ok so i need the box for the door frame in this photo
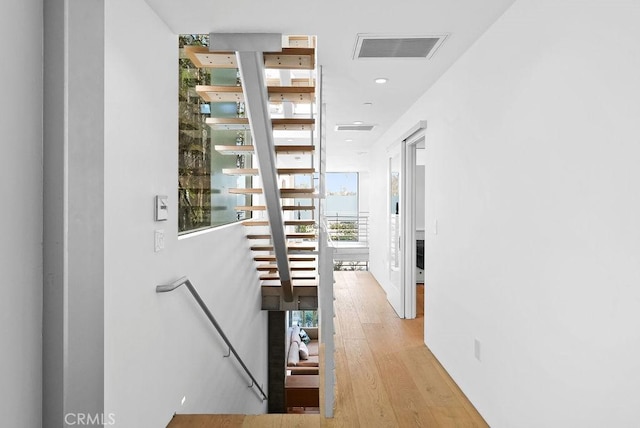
[400,121,427,319]
[387,154,402,317]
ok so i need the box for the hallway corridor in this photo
[326,271,486,427]
[168,271,487,427]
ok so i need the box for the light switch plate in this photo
[155,195,168,221]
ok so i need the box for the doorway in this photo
[401,132,426,319]
[386,121,426,319]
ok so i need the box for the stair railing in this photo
[325,213,369,244]
[156,276,268,401]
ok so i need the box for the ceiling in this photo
[145,0,516,170]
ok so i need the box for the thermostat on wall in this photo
[155,195,168,221]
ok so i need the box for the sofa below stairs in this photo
[286,325,319,375]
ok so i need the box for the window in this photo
[325,172,359,242]
[289,310,318,328]
[178,34,253,233]
[325,172,358,217]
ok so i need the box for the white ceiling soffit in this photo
[353,34,448,60]
[335,124,376,131]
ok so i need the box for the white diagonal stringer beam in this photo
[209,33,293,302]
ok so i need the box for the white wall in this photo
[369,0,640,426]
[104,1,268,426]
[0,2,43,427]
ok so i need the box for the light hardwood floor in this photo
[168,271,488,428]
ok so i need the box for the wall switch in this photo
[155,195,168,221]
[474,338,481,362]
[154,229,165,252]
[433,219,438,235]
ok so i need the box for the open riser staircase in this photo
[185,35,319,311]
[180,33,336,420]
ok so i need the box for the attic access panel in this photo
[353,34,448,59]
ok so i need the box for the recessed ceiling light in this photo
[345,139,353,142]
[363,102,373,107]
[353,121,364,125]
[374,77,388,84]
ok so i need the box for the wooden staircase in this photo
[186,36,319,310]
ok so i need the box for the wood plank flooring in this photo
[167,272,487,428]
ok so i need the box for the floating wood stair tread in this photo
[236,206,266,211]
[274,145,316,154]
[222,168,257,175]
[288,242,318,250]
[184,46,315,70]
[246,234,271,240]
[261,279,318,287]
[250,243,317,252]
[229,188,317,198]
[242,219,316,227]
[259,273,317,281]
[281,188,316,195]
[267,77,315,87]
[268,87,315,103]
[277,168,316,175]
[286,233,317,239]
[222,167,316,176]
[282,205,315,211]
[229,188,263,195]
[207,117,315,131]
[196,85,315,104]
[215,145,315,155]
[256,263,317,271]
[196,85,244,102]
[254,255,316,262]
[247,233,317,240]
[236,205,315,211]
[213,145,254,155]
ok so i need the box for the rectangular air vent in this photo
[335,124,375,131]
[353,34,448,60]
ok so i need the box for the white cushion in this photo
[299,341,309,360]
[306,341,319,356]
[287,341,300,366]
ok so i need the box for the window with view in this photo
[289,310,318,328]
[178,34,253,233]
[325,172,359,242]
[325,172,358,217]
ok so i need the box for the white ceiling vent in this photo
[353,34,448,60]
[335,124,375,131]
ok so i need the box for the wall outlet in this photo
[154,229,165,252]
[474,338,481,362]
[181,396,186,406]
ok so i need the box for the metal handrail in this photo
[156,276,268,401]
